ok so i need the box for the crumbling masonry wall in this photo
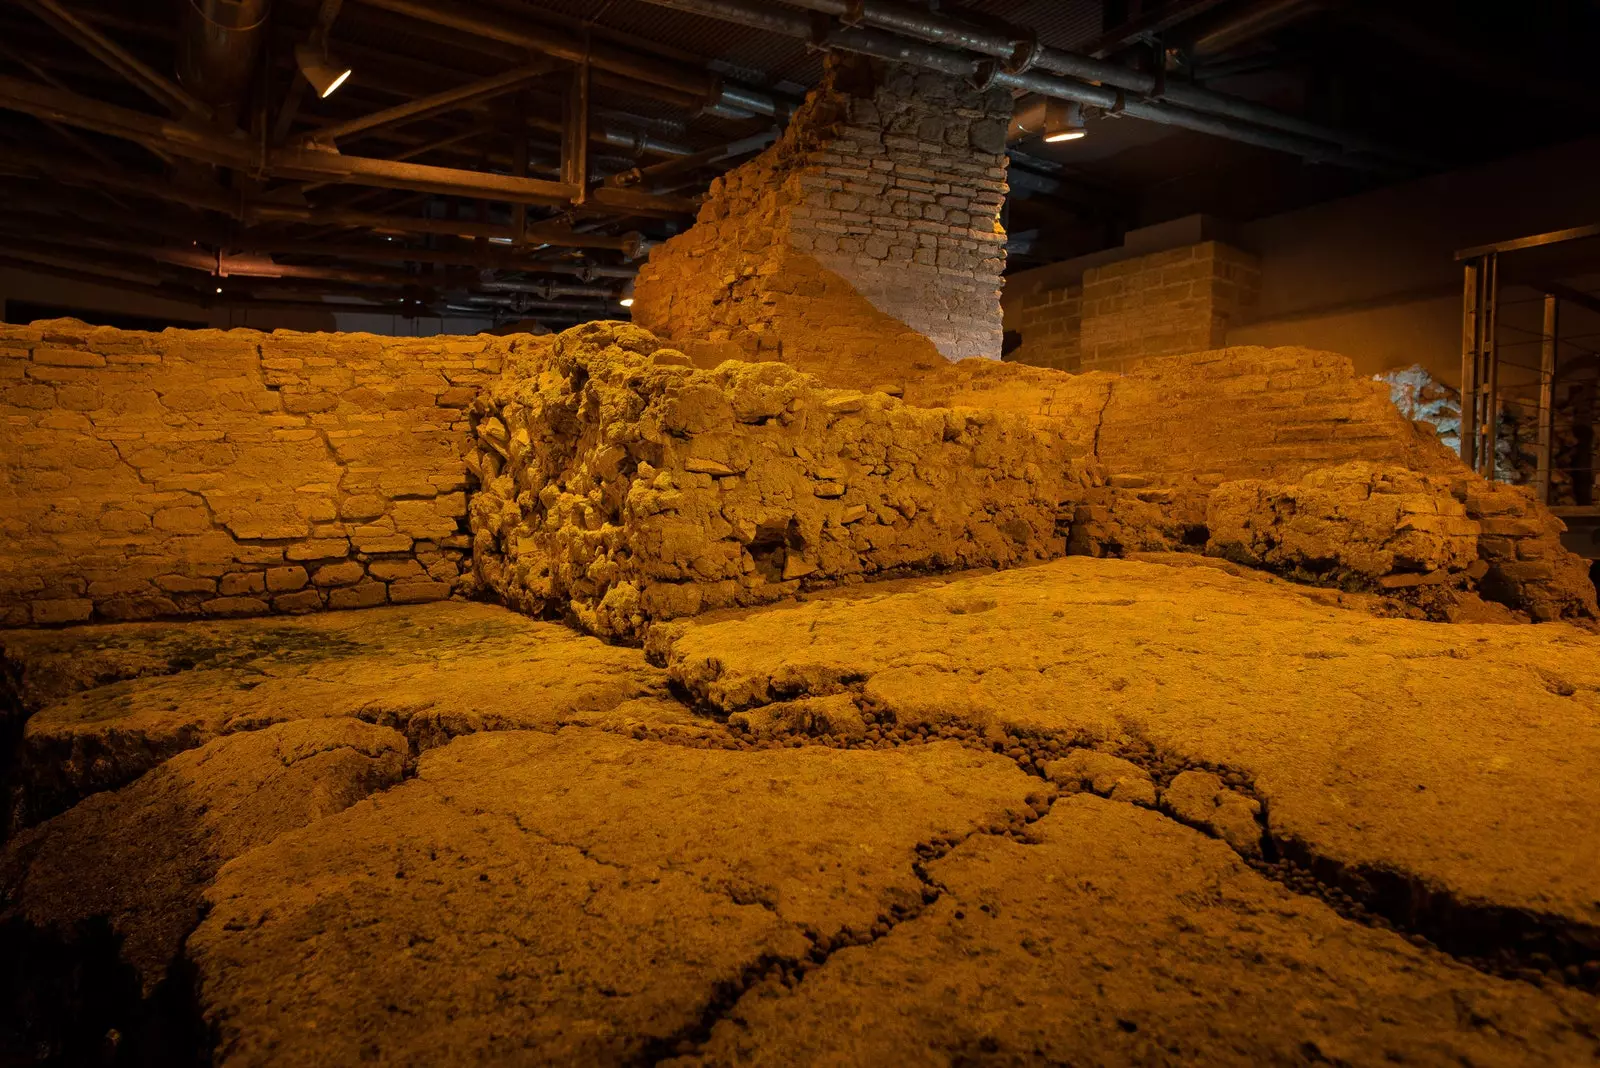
[633,56,1011,388]
[0,320,524,625]
[468,325,1595,633]
[467,322,1105,641]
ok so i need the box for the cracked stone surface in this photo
[187,729,1038,1067]
[674,796,1600,1067]
[1,603,683,825]
[1,719,406,994]
[2,572,1597,1065]
[661,556,1600,932]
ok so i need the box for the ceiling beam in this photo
[245,203,642,252]
[304,61,561,146]
[0,75,701,216]
[14,0,212,121]
[0,144,243,216]
[352,0,780,116]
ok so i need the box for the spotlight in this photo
[619,277,635,309]
[1042,99,1087,143]
[215,286,223,294]
[295,42,351,99]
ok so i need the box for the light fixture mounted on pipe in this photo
[295,42,352,98]
[619,277,635,308]
[1042,99,1086,142]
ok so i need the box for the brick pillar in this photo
[632,55,1011,388]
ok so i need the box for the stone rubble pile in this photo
[1208,461,1598,621]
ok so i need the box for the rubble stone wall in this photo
[0,319,524,626]
[633,56,1011,389]
[466,323,1104,641]
[1207,462,1598,621]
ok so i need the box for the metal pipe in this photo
[642,0,1378,167]
[178,0,270,112]
[1481,251,1500,479]
[353,0,780,117]
[475,280,620,299]
[763,0,1417,167]
[606,129,777,188]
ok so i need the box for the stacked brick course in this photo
[1005,280,1082,372]
[0,319,533,625]
[633,56,1011,388]
[1004,240,1261,373]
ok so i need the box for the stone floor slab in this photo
[188,729,1039,1067]
[678,795,1600,1067]
[661,557,1600,934]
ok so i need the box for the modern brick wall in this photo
[1005,240,1261,374]
[634,55,1011,389]
[0,319,534,626]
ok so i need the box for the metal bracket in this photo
[969,58,1000,91]
[1004,33,1044,76]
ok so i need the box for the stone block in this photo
[356,534,414,554]
[312,561,366,587]
[31,598,94,624]
[201,596,269,617]
[266,566,309,592]
[272,589,324,613]
[285,538,351,562]
[33,347,106,367]
[329,581,388,610]
[368,560,425,582]
[388,580,452,604]
[155,574,217,595]
[219,572,266,597]
[154,506,211,534]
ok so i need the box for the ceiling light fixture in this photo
[295,42,352,99]
[1042,99,1087,143]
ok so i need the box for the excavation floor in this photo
[1,561,1598,1066]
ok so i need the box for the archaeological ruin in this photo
[3,3,1600,1066]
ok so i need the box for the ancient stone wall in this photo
[466,322,1104,641]
[0,319,527,625]
[1090,346,1459,522]
[633,56,1011,389]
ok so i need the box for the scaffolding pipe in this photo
[1460,260,1480,470]
[773,0,1421,166]
[635,0,1389,169]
